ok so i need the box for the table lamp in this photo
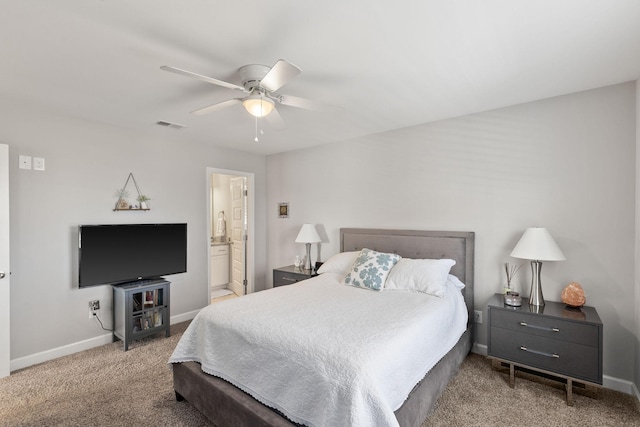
[510,227,566,307]
[295,224,321,273]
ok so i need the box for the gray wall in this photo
[267,82,637,384]
[3,99,267,361]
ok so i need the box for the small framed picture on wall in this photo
[278,203,289,218]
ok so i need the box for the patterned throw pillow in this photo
[343,248,401,291]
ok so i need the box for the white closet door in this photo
[0,144,10,378]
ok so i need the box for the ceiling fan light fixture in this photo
[243,96,275,117]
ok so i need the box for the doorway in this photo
[207,168,253,303]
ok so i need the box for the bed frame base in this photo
[173,362,297,427]
[395,329,471,426]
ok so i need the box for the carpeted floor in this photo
[423,355,640,427]
[0,321,638,426]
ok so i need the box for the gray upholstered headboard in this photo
[340,228,475,330]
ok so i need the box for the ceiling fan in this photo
[160,59,329,130]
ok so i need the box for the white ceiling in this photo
[2,1,639,155]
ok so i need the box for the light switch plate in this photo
[19,155,32,170]
[33,157,45,171]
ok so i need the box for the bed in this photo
[171,228,475,427]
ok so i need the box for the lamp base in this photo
[304,243,313,273]
[529,260,544,307]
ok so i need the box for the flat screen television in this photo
[78,223,187,287]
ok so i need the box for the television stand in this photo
[112,278,170,351]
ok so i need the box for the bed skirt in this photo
[172,328,471,427]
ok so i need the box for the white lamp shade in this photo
[295,224,321,243]
[510,227,566,261]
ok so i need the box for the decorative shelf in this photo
[113,173,150,211]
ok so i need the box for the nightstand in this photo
[487,294,603,405]
[273,265,316,287]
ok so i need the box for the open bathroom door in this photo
[230,177,247,295]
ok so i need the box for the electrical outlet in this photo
[474,310,483,324]
[88,300,100,318]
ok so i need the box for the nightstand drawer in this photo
[273,270,307,287]
[273,265,316,287]
[490,326,601,383]
[274,271,301,286]
[490,309,599,347]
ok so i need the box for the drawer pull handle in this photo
[520,346,560,358]
[519,322,560,333]
[282,277,297,282]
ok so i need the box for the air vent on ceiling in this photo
[156,120,186,130]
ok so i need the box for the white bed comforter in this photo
[169,272,467,427]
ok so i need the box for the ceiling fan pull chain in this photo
[254,115,259,142]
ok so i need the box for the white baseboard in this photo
[604,374,639,396]
[11,332,113,372]
[472,342,488,355]
[10,308,202,373]
[633,382,640,412]
[171,309,200,324]
[470,342,639,400]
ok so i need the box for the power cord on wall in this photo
[92,312,112,332]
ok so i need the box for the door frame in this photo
[0,144,10,378]
[206,167,254,299]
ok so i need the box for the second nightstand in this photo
[487,293,603,405]
[273,265,316,287]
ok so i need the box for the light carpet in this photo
[0,321,638,426]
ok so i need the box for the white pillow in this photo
[343,248,401,291]
[385,258,456,297]
[447,274,465,290]
[316,251,360,276]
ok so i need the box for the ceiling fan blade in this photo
[277,94,336,112]
[265,107,286,130]
[191,98,243,115]
[260,60,301,92]
[160,66,246,92]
